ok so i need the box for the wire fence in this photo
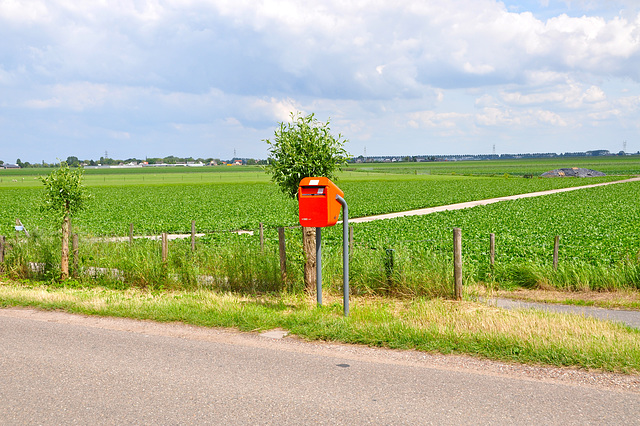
[3,216,640,294]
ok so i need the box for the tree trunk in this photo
[61,215,70,280]
[302,226,316,293]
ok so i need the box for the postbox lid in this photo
[299,176,330,187]
[299,177,344,197]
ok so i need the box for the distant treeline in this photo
[2,155,267,168]
[351,149,638,163]
[3,149,638,169]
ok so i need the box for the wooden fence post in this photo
[278,227,287,282]
[553,235,560,270]
[453,228,462,300]
[259,223,264,253]
[129,223,134,245]
[162,233,168,263]
[384,248,395,284]
[191,220,196,252]
[72,234,79,278]
[489,233,495,268]
[0,235,5,268]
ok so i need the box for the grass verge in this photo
[1,279,639,374]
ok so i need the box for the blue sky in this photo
[1,0,639,163]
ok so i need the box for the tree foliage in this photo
[41,162,88,219]
[264,112,350,199]
[40,162,89,280]
[66,156,80,167]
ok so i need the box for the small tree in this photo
[41,162,88,280]
[66,156,80,167]
[265,112,349,292]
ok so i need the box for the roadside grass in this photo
[1,279,638,374]
[5,228,640,301]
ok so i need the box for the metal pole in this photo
[336,195,349,316]
[453,228,462,300]
[316,227,322,306]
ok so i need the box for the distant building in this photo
[586,150,610,156]
[3,164,20,169]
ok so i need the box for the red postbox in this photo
[298,177,344,227]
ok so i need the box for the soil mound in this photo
[541,168,606,178]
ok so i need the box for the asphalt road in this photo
[1,308,639,425]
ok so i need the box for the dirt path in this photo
[350,176,640,223]
[99,229,253,243]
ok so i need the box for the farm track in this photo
[98,229,254,242]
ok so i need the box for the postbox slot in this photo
[300,186,326,196]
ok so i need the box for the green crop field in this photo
[1,156,640,292]
[348,181,640,265]
[0,171,624,236]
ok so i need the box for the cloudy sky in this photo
[1,0,639,163]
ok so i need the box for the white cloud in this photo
[1,0,640,161]
[588,109,621,120]
[617,94,640,110]
[500,82,608,109]
[476,107,519,126]
[583,85,606,102]
[408,110,471,129]
[24,82,112,111]
[0,0,49,23]
[0,66,13,85]
[534,109,567,126]
[524,70,569,86]
[5,1,640,94]
[476,106,568,127]
[250,97,301,123]
[463,62,495,75]
[109,131,131,140]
